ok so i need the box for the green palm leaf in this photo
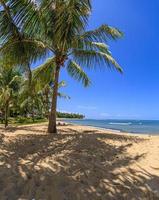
[73,49,123,73]
[57,92,70,99]
[82,24,123,42]
[67,60,91,87]
[32,57,56,91]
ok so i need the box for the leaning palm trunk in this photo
[48,65,60,134]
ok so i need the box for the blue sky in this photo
[38,0,159,119]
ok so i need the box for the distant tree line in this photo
[57,112,85,119]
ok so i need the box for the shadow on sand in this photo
[0,125,158,200]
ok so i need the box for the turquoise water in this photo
[64,119,159,134]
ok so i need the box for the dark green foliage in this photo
[57,112,84,119]
[7,117,47,125]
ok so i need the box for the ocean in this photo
[64,119,159,135]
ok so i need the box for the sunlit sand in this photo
[0,123,159,199]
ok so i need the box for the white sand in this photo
[0,123,159,200]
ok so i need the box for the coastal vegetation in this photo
[0,64,83,126]
[0,0,122,133]
[0,62,22,127]
[57,112,85,119]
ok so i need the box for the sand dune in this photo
[0,124,159,200]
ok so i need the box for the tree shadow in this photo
[0,126,158,200]
[0,124,47,133]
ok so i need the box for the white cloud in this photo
[77,105,97,110]
[57,110,72,114]
[100,113,110,117]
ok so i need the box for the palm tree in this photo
[0,0,123,134]
[19,66,70,120]
[38,82,70,119]
[0,60,22,127]
[0,0,48,85]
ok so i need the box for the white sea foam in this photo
[109,122,132,126]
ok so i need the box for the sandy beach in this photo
[0,123,159,200]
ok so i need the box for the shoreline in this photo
[1,120,158,137]
[63,121,158,137]
[61,119,159,136]
[1,118,159,136]
[1,120,157,137]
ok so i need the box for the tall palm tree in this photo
[0,0,123,134]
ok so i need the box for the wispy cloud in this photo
[77,105,97,110]
[100,113,110,117]
[58,110,72,114]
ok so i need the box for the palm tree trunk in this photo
[27,63,32,86]
[48,65,60,134]
[44,90,49,119]
[4,102,9,128]
[32,111,35,122]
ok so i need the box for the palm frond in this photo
[8,75,22,87]
[86,42,110,53]
[0,0,22,43]
[32,57,56,91]
[41,0,91,49]
[73,49,123,73]
[73,39,111,54]
[8,0,44,38]
[0,37,48,66]
[67,59,91,87]
[58,81,66,88]
[82,25,123,43]
[58,92,70,99]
